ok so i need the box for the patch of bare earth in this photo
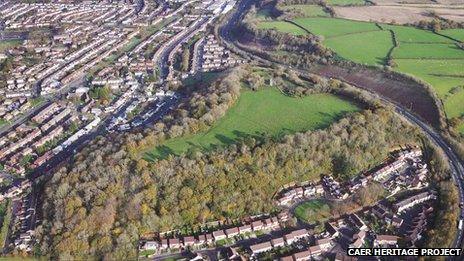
[334,6,432,24]
[312,65,441,127]
[335,3,464,24]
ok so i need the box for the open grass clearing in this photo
[257,21,307,35]
[325,30,393,65]
[294,199,331,223]
[144,87,360,161]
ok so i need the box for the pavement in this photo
[218,0,464,256]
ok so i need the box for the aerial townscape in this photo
[0,0,463,260]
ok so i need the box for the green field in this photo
[393,43,464,59]
[395,59,464,96]
[326,0,366,6]
[325,30,393,65]
[258,16,464,133]
[294,199,331,223]
[258,21,307,35]
[439,29,464,42]
[444,90,464,119]
[280,4,329,17]
[293,17,378,38]
[383,24,454,43]
[145,88,359,160]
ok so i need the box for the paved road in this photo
[219,0,464,255]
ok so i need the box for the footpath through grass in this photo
[258,16,464,134]
[145,87,359,161]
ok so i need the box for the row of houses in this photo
[393,191,436,214]
[276,183,324,206]
[2,2,138,30]
[140,213,290,251]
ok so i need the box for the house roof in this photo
[250,241,272,252]
[213,230,225,237]
[293,250,311,259]
[225,227,239,235]
[376,235,399,242]
[271,237,285,245]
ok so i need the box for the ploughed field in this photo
[144,87,359,161]
[258,14,464,133]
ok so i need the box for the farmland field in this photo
[258,16,464,133]
[382,24,454,43]
[441,29,464,42]
[145,88,359,160]
[293,17,378,37]
[392,43,464,59]
[325,30,393,65]
[395,59,464,96]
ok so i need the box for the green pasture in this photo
[395,59,464,96]
[293,17,379,38]
[393,43,464,59]
[383,24,454,43]
[440,29,464,42]
[145,88,359,161]
[325,30,393,65]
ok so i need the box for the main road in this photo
[218,0,464,255]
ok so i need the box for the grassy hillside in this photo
[145,88,359,160]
